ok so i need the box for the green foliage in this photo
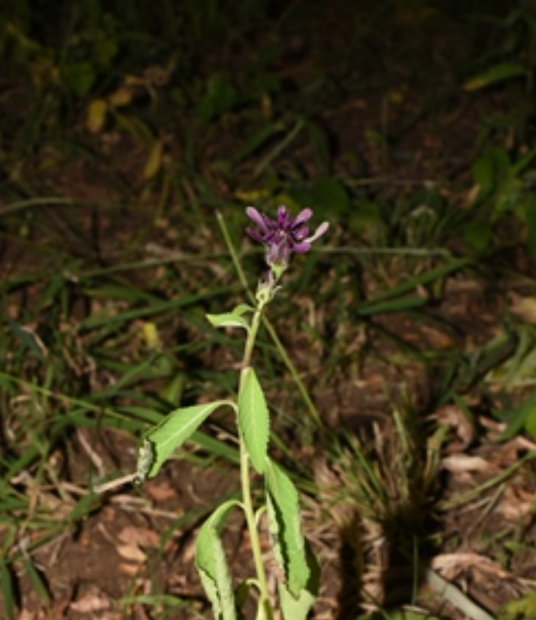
[195,501,240,620]
[356,611,446,620]
[206,304,254,332]
[466,144,536,259]
[464,62,527,91]
[502,385,536,441]
[265,459,311,598]
[141,401,235,478]
[0,559,16,620]
[463,5,536,96]
[238,367,270,475]
[498,590,536,620]
[278,550,319,620]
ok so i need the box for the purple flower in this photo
[246,205,329,270]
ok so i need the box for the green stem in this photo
[239,302,273,619]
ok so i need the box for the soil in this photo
[3,2,536,620]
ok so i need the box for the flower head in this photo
[246,205,329,273]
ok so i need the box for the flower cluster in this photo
[246,205,329,276]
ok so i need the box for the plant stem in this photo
[238,299,274,619]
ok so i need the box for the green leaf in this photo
[305,121,330,172]
[462,221,492,252]
[523,393,536,441]
[265,458,309,597]
[278,543,320,620]
[525,196,536,264]
[21,557,50,606]
[0,559,16,620]
[464,62,527,91]
[61,60,96,98]
[232,122,283,164]
[8,320,45,359]
[310,178,349,215]
[356,295,427,316]
[141,401,235,478]
[233,303,255,316]
[206,304,254,331]
[498,590,536,620]
[356,612,446,620]
[359,257,471,308]
[195,501,240,620]
[207,312,250,330]
[238,367,269,474]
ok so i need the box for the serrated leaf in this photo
[278,542,320,620]
[265,458,309,597]
[142,400,234,477]
[238,367,269,474]
[195,501,239,620]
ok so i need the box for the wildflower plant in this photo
[136,206,329,620]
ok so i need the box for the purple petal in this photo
[293,224,310,241]
[246,226,266,242]
[293,208,313,227]
[293,241,312,253]
[277,205,291,227]
[246,206,268,231]
[303,221,329,243]
[267,239,290,265]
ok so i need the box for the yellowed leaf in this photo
[108,86,134,107]
[143,140,163,180]
[234,189,269,202]
[142,321,161,350]
[510,295,536,324]
[86,99,108,134]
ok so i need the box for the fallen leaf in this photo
[510,295,536,324]
[145,481,177,502]
[119,561,142,576]
[442,454,490,473]
[116,542,146,563]
[118,525,160,547]
[434,405,475,453]
[70,587,111,612]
